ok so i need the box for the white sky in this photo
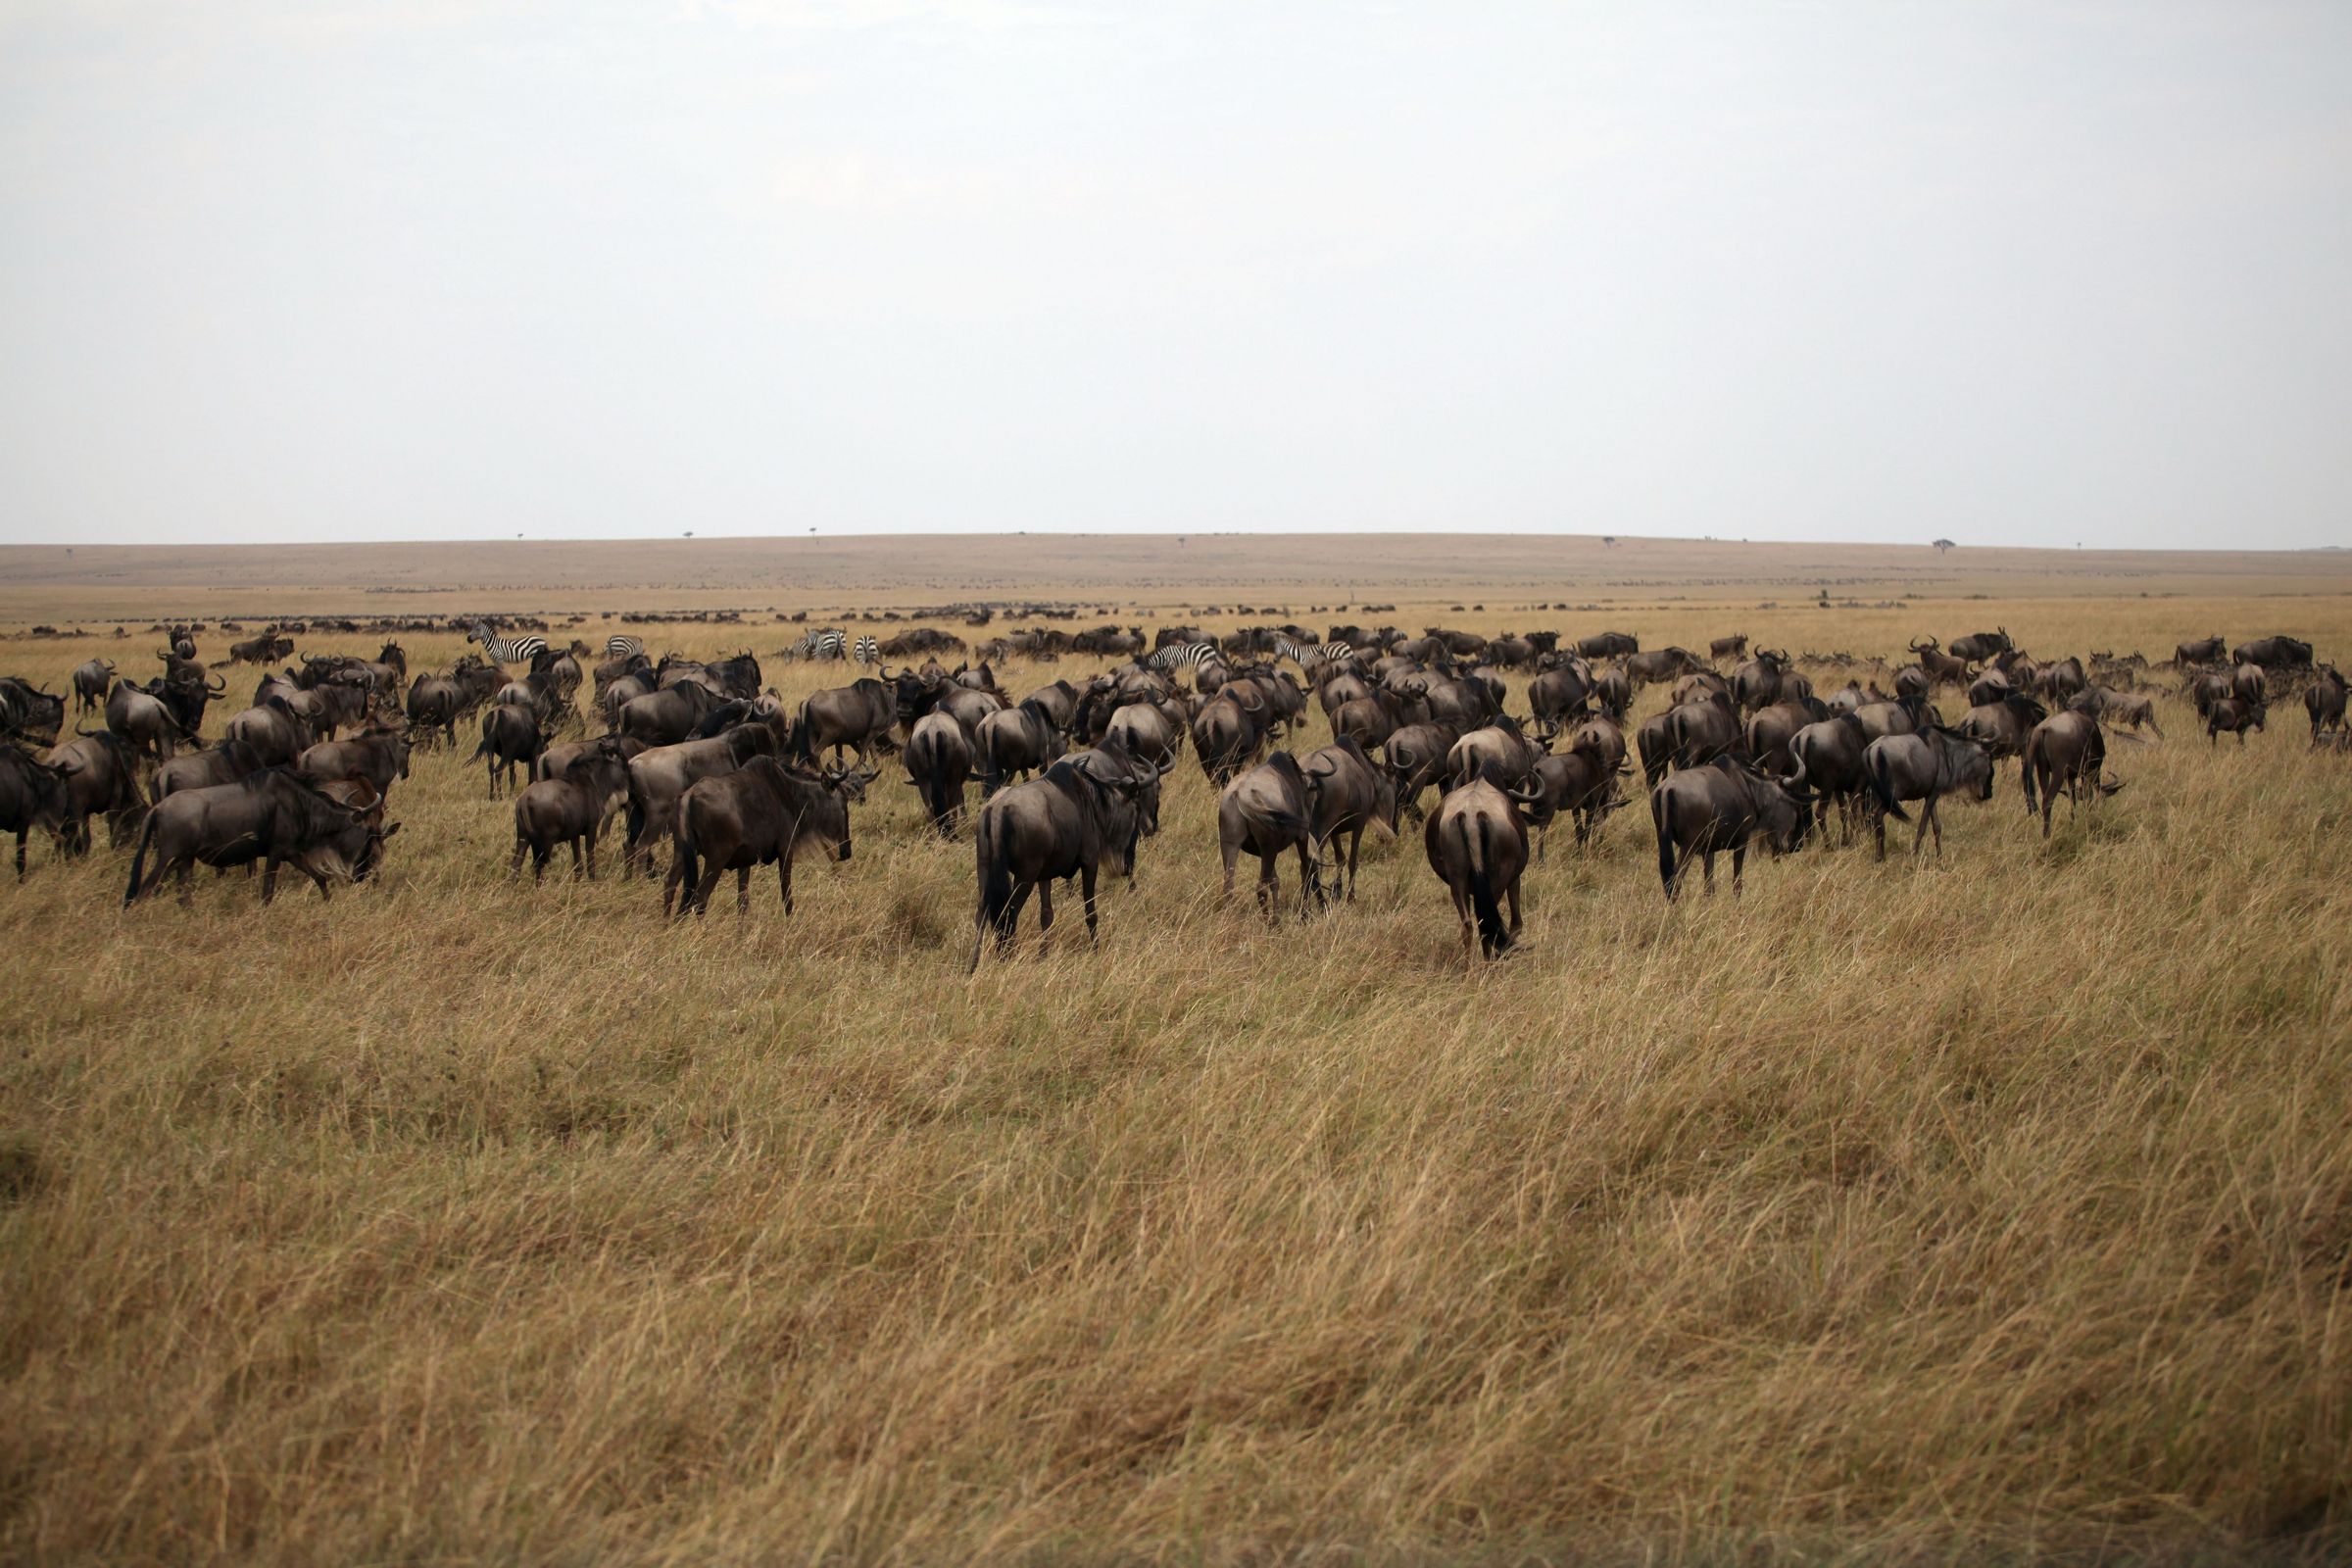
[2,1,2348,548]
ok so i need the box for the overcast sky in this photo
[2,2,2347,548]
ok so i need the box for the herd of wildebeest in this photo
[0,615,2342,961]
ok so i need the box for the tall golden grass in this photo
[3,594,2349,1563]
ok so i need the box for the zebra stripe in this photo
[1148,641,1220,671]
[605,635,644,661]
[794,629,848,662]
[467,620,548,666]
[1271,639,1356,667]
[852,635,879,666]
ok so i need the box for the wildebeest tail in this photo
[978,810,1015,938]
[123,808,160,906]
[1456,811,1509,955]
[1651,787,1676,892]
[1865,749,1910,821]
[2019,730,2041,812]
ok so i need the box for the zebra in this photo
[792,628,848,662]
[467,619,548,667]
[1273,639,1356,667]
[1148,641,1221,672]
[605,635,645,661]
[852,634,880,667]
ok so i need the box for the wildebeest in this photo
[470,704,549,798]
[2021,710,2121,838]
[1709,633,1748,662]
[1520,741,1620,857]
[1788,714,1870,845]
[969,754,1156,969]
[1862,726,1995,859]
[1575,630,1639,660]
[1526,661,1592,738]
[1742,696,1829,776]
[1298,737,1397,899]
[1383,720,1460,818]
[46,729,150,854]
[2174,634,2226,668]
[2304,665,2347,745]
[975,700,1066,798]
[536,732,647,784]
[620,725,779,877]
[1946,627,2012,664]
[0,679,65,746]
[617,679,718,749]
[797,678,899,764]
[2206,696,2266,745]
[1732,649,1798,713]
[72,659,115,716]
[0,745,70,877]
[2231,635,2313,673]
[104,680,192,764]
[1425,775,1535,956]
[153,738,266,802]
[511,740,633,880]
[664,758,866,918]
[1650,760,1812,897]
[297,725,414,799]
[1958,691,2050,794]
[1218,752,1322,920]
[124,768,397,906]
[1624,646,1707,688]
[1102,700,1183,771]
[1666,693,1745,772]
[903,710,973,834]
[1907,638,1971,687]
[2069,685,2163,739]
[1446,718,1547,792]
[1192,690,1267,786]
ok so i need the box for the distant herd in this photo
[1,617,2343,960]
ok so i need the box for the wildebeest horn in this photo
[1505,782,1545,806]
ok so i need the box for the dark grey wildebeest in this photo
[664,757,866,918]
[1650,760,1812,898]
[1862,726,1994,860]
[2021,710,2122,839]
[903,710,973,835]
[124,768,397,906]
[969,755,1155,970]
[1218,752,1321,920]
[1425,774,1537,956]
[512,741,633,881]
[1299,736,1398,899]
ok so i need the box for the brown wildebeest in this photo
[2206,696,2266,745]
[1710,633,1748,662]
[1625,647,1707,687]
[1383,720,1460,819]
[1425,774,1536,956]
[2304,665,2347,744]
[2070,686,2162,738]
[1192,690,1267,786]
[1650,759,1812,897]
[1635,709,1676,788]
[2039,656,2088,703]
[1521,741,1621,857]
[622,724,778,877]
[297,726,414,800]
[1850,698,1930,742]
[1667,693,1745,771]
[904,710,973,834]
[1446,718,1547,792]
[798,678,900,764]
[124,768,397,906]
[511,740,632,880]
[2231,635,2313,672]
[1958,692,2050,796]
[0,744,71,876]
[1743,696,1830,776]
[1331,686,1421,752]
[1732,649,1796,712]
[153,738,266,803]
[969,754,1155,969]
[1218,752,1322,920]
[2175,633,2226,668]
[407,674,466,749]
[2022,710,2121,838]
[1947,627,2012,664]
[975,700,1065,798]
[1299,736,1398,900]
[105,680,192,764]
[1568,714,1627,774]
[1789,714,1870,845]
[71,659,115,716]
[1966,667,2013,709]
[1907,638,1971,687]
[470,705,549,799]
[1103,700,1183,770]
[536,732,647,783]
[618,679,718,749]
[2231,662,2267,706]
[1527,661,1591,737]
[1575,630,1639,660]
[1591,664,1632,719]
[1017,678,1083,734]
[1862,726,1995,859]
[664,758,867,918]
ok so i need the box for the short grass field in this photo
[3,580,2350,1564]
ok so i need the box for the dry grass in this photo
[4,589,2351,1564]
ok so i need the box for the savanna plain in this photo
[3,537,2350,1565]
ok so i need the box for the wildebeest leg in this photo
[176,859,195,906]
[1913,800,1933,857]
[583,832,598,880]
[13,828,23,880]
[1872,808,1886,861]
[1700,851,1716,895]
[1081,863,1101,945]
[1256,853,1278,922]
[1449,880,1476,951]
[568,839,584,879]
[1345,828,1362,898]
[688,862,725,918]
[736,864,752,915]
[1036,878,1055,937]
[1295,839,1316,917]
[997,881,1033,953]
[1731,844,1745,896]
[511,836,528,879]
[1506,876,1522,940]
[777,855,793,915]
[261,853,280,905]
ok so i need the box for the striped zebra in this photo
[605,635,644,661]
[1273,638,1356,667]
[467,619,548,667]
[852,634,880,666]
[793,628,848,662]
[1148,640,1221,672]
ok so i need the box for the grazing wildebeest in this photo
[1521,741,1620,857]
[2305,665,2347,745]
[2206,696,2266,745]
[2021,710,2121,838]
[0,679,65,746]
[71,659,115,716]
[1666,693,1745,772]
[124,768,397,906]
[1299,737,1397,899]
[1650,760,1812,897]
[405,674,466,749]
[797,678,899,764]
[1446,718,1547,792]
[969,754,1155,969]
[1788,714,1869,845]
[1625,646,1707,688]
[1742,696,1830,776]
[1331,686,1421,752]
[1862,726,1994,859]
[1102,700,1183,770]
[904,710,974,834]
[618,679,718,750]
[2069,686,2163,738]
[153,738,266,802]
[470,704,549,799]
[1527,661,1592,738]
[1425,774,1536,956]
[104,680,192,764]
[2230,662,2267,708]
[2231,635,2314,673]
[1590,664,1632,720]
[2175,634,2226,668]
[512,741,632,881]
[297,725,414,799]
[1218,752,1322,920]
[535,732,647,784]
[1947,627,2012,665]
[46,730,149,853]
[975,700,1066,798]
[1575,630,1639,660]
[664,758,866,918]
[1192,690,1267,786]
[1710,633,1748,663]
[622,724,778,877]
[1906,638,1971,688]
[1959,690,2051,796]
[1383,721,1460,819]
[0,745,71,877]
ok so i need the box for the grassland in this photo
[3,544,2350,1564]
